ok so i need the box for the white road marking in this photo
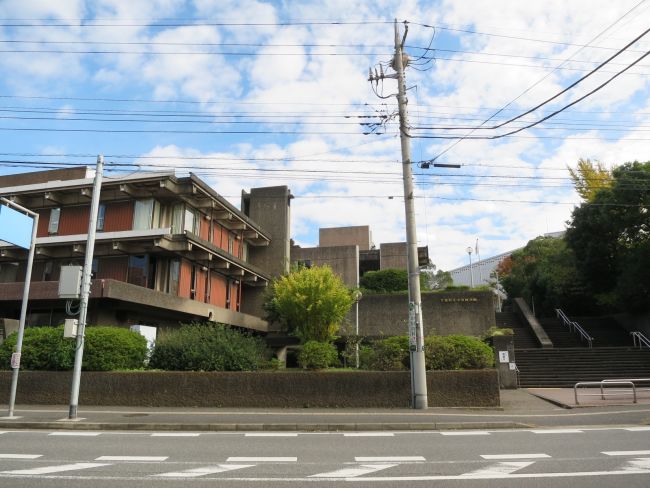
[622,458,650,471]
[461,461,535,477]
[625,427,650,431]
[244,433,298,437]
[0,454,42,459]
[603,450,650,456]
[531,429,583,434]
[150,433,200,437]
[153,464,254,478]
[310,463,397,478]
[56,417,86,422]
[95,456,168,461]
[226,457,297,462]
[355,456,425,462]
[481,453,550,460]
[49,432,101,436]
[1,462,109,475]
[343,433,395,437]
[0,416,22,420]
[440,431,490,436]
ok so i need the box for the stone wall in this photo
[0,369,499,408]
[347,290,495,337]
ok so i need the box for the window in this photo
[184,207,197,234]
[127,255,147,287]
[48,207,61,234]
[168,259,180,295]
[96,204,106,231]
[171,203,184,234]
[0,262,19,283]
[228,233,234,255]
[133,199,160,230]
[43,261,54,281]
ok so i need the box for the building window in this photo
[168,259,180,295]
[184,207,198,234]
[43,261,54,281]
[228,233,234,255]
[0,262,19,283]
[48,207,61,234]
[96,203,106,231]
[127,255,148,287]
[133,199,160,230]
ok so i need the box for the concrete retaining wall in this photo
[0,369,499,408]
[350,291,496,337]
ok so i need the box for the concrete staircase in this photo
[495,311,538,349]
[515,347,650,388]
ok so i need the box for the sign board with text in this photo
[0,204,33,249]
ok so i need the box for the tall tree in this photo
[565,161,650,312]
[568,158,613,202]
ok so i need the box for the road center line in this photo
[226,456,297,462]
[603,450,650,456]
[0,454,42,459]
[96,456,168,461]
[355,456,425,462]
[481,453,550,459]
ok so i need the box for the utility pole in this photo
[369,20,428,409]
[68,155,103,419]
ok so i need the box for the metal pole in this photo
[393,20,428,409]
[3,199,38,418]
[68,155,103,419]
[355,300,359,369]
[467,247,474,288]
[495,271,502,312]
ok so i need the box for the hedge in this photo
[148,323,268,371]
[297,341,339,370]
[0,325,148,371]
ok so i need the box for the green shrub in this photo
[361,336,410,371]
[148,323,268,371]
[297,341,339,370]
[0,325,147,371]
[424,335,494,370]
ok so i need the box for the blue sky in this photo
[1,0,649,271]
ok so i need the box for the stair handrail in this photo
[631,331,650,349]
[555,309,593,348]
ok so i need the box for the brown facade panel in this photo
[199,216,210,241]
[195,267,207,303]
[36,209,50,237]
[58,205,90,235]
[97,256,128,282]
[230,281,240,311]
[178,259,192,299]
[209,274,227,308]
[103,201,133,232]
[212,224,224,249]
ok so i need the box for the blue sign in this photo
[0,204,34,250]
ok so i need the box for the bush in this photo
[297,341,339,370]
[0,325,148,371]
[424,335,494,370]
[148,323,268,371]
[360,269,429,293]
[360,336,410,371]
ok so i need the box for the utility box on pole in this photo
[58,265,83,299]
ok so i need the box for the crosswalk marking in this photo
[49,432,101,436]
[622,458,650,472]
[310,463,397,478]
[153,464,254,478]
[624,427,650,432]
[355,456,425,462]
[481,454,550,460]
[0,454,42,459]
[0,462,109,475]
[226,456,297,462]
[151,433,200,437]
[245,433,298,437]
[461,461,535,477]
[96,456,168,461]
[531,429,582,434]
[441,431,489,436]
[343,433,394,437]
[603,450,650,456]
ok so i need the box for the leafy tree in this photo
[565,161,650,312]
[568,158,613,202]
[427,269,453,290]
[266,265,354,343]
[360,268,429,293]
[499,236,591,316]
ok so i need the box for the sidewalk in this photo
[1,389,649,432]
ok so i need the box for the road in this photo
[0,427,649,487]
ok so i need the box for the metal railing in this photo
[555,309,593,348]
[574,380,636,405]
[631,331,650,349]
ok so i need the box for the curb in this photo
[0,421,532,432]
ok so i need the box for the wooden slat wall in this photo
[199,216,210,241]
[36,209,50,237]
[97,257,128,281]
[195,267,207,302]
[209,274,227,307]
[103,201,133,232]
[58,206,90,235]
[178,259,192,299]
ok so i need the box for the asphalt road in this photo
[0,427,649,487]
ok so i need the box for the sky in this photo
[0,0,649,271]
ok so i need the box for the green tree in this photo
[266,265,354,343]
[499,236,591,316]
[360,268,429,293]
[565,161,650,312]
[568,158,613,202]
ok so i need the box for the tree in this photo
[266,265,354,343]
[360,268,430,292]
[565,161,650,312]
[499,236,591,316]
[568,158,613,202]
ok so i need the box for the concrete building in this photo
[0,168,291,331]
[291,226,429,288]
